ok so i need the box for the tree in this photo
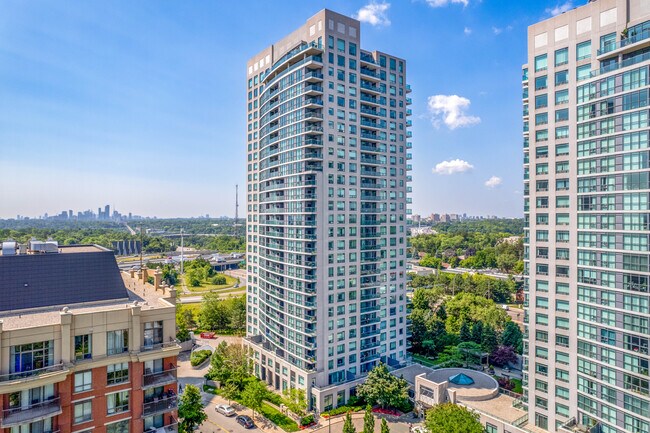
[221,382,239,405]
[363,405,375,433]
[356,363,409,409]
[458,321,471,343]
[481,324,499,354]
[207,341,230,384]
[241,380,266,418]
[501,321,523,354]
[425,403,483,433]
[490,345,518,368]
[380,418,390,433]
[178,384,207,433]
[470,321,483,344]
[456,342,483,368]
[282,387,307,417]
[207,342,253,390]
[342,412,356,433]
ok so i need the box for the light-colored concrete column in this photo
[131,303,142,351]
[60,310,73,364]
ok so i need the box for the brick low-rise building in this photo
[0,241,180,433]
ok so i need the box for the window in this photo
[577,40,591,60]
[107,330,128,356]
[555,109,569,123]
[485,424,497,433]
[600,32,616,53]
[10,341,54,373]
[555,70,568,85]
[535,54,547,72]
[535,94,548,108]
[535,75,548,90]
[556,126,569,139]
[144,321,163,348]
[75,371,92,393]
[75,335,92,360]
[107,391,129,415]
[577,64,591,81]
[74,400,92,423]
[556,89,569,105]
[107,362,129,385]
[555,47,568,66]
[106,419,130,433]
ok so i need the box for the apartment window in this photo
[535,54,548,72]
[535,94,548,108]
[535,75,548,90]
[555,109,569,123]
[600,32,616,53]
[144,321,163,348]
[106,419,130,433]
[555,47,568,66]
[535,113,548,125]
[577,64,591,81]
[555,126,569,139]
[10,341,54,373]
[107,362,129,385]
[577,40,591,60]
[75,335,92,360]
[74,400,92,424]
[555,70,568,85]
[107,390,129,415]
[75,371,92,393]
[107,330,129,356]
[555,89,569,105]
[485,424,497,433]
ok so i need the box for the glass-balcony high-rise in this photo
[524,1,650,432]
[245,9,412,411]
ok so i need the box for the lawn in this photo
[182,274,239,292]
[511,378,523,394]
[410,353,439,368]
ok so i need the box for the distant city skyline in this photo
[0,0,576,219]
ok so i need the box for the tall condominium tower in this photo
[523,1,650,432]
[245,9,412,411]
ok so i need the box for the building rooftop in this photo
[0,244,175,329]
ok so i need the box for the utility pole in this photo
[139,225,143,272]
[180,228,184,275]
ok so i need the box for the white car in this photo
[216,404,236,417]
[501,304,510,311]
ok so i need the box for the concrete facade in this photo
[245,9,412,412]
[524,1,650,432]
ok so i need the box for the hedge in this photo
[190,350,212,366]
[260,402,299,432]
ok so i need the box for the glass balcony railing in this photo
[598,29,650,55]
[143,368,177,389]
[1,398,62,427]
[143,396,178,417]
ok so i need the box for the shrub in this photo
[190,350,211,366]
[321,404,364,417]
[210,274,227,285]
[260,402,299,432]
[264,390,283,406]
[300,415,315,426]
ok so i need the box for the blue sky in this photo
[0,0,580,219]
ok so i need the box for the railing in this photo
[145,422,178,433]
[141,341,180,352]
[143,396,178,417]
[0,364,66,382]
[598,29,650,55]
[1,397,61,427]
[588,50,650,79]
[143,368,177,388]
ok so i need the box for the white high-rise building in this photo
[245,9,412,411]
[523,1,650,431]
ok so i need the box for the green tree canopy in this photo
[178,384,207,433]
[356,363,409,409]
[342,412,356,433]
[241,380,267,417]
[425,403,483,433]
[363,405,375,433]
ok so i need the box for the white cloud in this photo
[426,0,469,7]
[546,1,573,17]
[427,95,481,129]
[355,1,391,26]
[464,27,472,35]
[485,176,502,188]
[492,25,513,35]
[432,159,474,175]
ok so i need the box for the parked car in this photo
[501,304,510,311]
[236,415,255,429]
[216,404,236,417]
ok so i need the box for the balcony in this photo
[144,422,178,433]
[1,397,62,428]
[143,368,177,390]
[0,364,68,385]
[141,341,181,353]
[597,29,650,57]
[143,396,178,418]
